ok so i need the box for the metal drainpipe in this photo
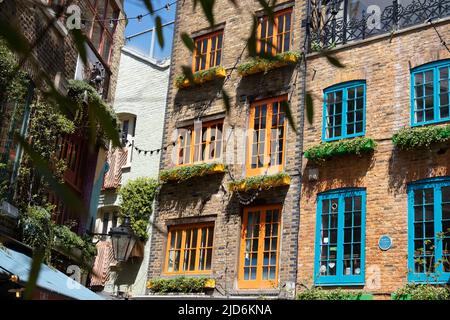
[291,0,312,298]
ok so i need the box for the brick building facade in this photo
[147,0,450,299]
[147,0,305,298]
[298,0,450,298]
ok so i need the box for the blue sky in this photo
[123,0,176,60]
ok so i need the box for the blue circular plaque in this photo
[379,235,392,251]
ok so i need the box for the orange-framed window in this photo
[177,120,223,165]
[192,31,224,72]
[246,96,287,176]
[87,0,119,63]
[257,8,292,56]
[239,205,281,289]
[164,223,215,274]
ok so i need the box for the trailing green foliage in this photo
[147,277,209,294]
[20,205,96,267]
[304,137,377,162]
[237,51,300,76]
[392,125,450,150]
[118,177,159,241]
[228,172,290,192]
[392,284,450,300]
[175,66,226,88]
[0,39,29,105]
[159,162,226,183]
[67,79,119,145]
[296,287,370,300]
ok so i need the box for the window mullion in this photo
[343,88,348,138]
[257,209,266,283]
[195,227,202,272]
[205,38,212,70]
[435,186,444,276]
[336,195,345,279]
[434,67,440,121]
[180,229,187,272]
[272,16,278,56]
[266,104,273,168]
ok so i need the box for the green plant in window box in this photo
[228,172,291,192]
[392,284,450,300]
[304,137,377,162]
[175,66,226,88]
[159,162,226,183]
[296,287,373,300]
[237,51,300,77]
[147,277,211,294]
[392,125,450,150]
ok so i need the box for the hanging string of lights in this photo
[48,0,179,27]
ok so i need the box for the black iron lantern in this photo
[109,216,136,262]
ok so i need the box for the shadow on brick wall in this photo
[388,145,450,195]
[302,152,375,198]
[158,173,226,217]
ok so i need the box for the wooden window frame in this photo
[314,188,366,285]
[246,96,287,177]
[192,30,224,73]
[238,204,282,289]
[177,120,224,166]
[256,8,293,56]
[407,177,450,283]
[87,0,119,63]
[164,223,215,275]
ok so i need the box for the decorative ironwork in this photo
[309,0,450,51]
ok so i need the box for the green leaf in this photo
[181,65,195,83]
[257,0,275,22]
[143,0,154,13]
[181,33,195,52]
[24,247,45,300]
[198,0,216,26]
[247,17,258,57]
[281,100,297,134]
[155,16,164,49]
[323,51,345,68]
[306,92,314,125]
[0,20,30,55]
[88,95,121,148]
[222,88,231,113]
[70,29,88,65]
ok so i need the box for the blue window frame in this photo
[322,81,366,141]
[411,60,450,126]
[407,177,450,283]
[314,188,366,285]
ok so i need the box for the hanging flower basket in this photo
[228,173,291,192]
[175,66,226,88]
[160,162,226,183]
[237,51,300,77]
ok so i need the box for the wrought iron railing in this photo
[309,0,450,51]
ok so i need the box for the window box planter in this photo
[175,66,226,88]
[228,173,291,192]
[392,125,450,151]
[159,162,226,183]
[147,277,214,294]
[304,137,376,162]
[237,51,300,77]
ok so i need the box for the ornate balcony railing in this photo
[309,0,450,51]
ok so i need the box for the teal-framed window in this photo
[322,81,366,142]
[314,188,366,285]
[407,177,450,283]
[411,60,450,126]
